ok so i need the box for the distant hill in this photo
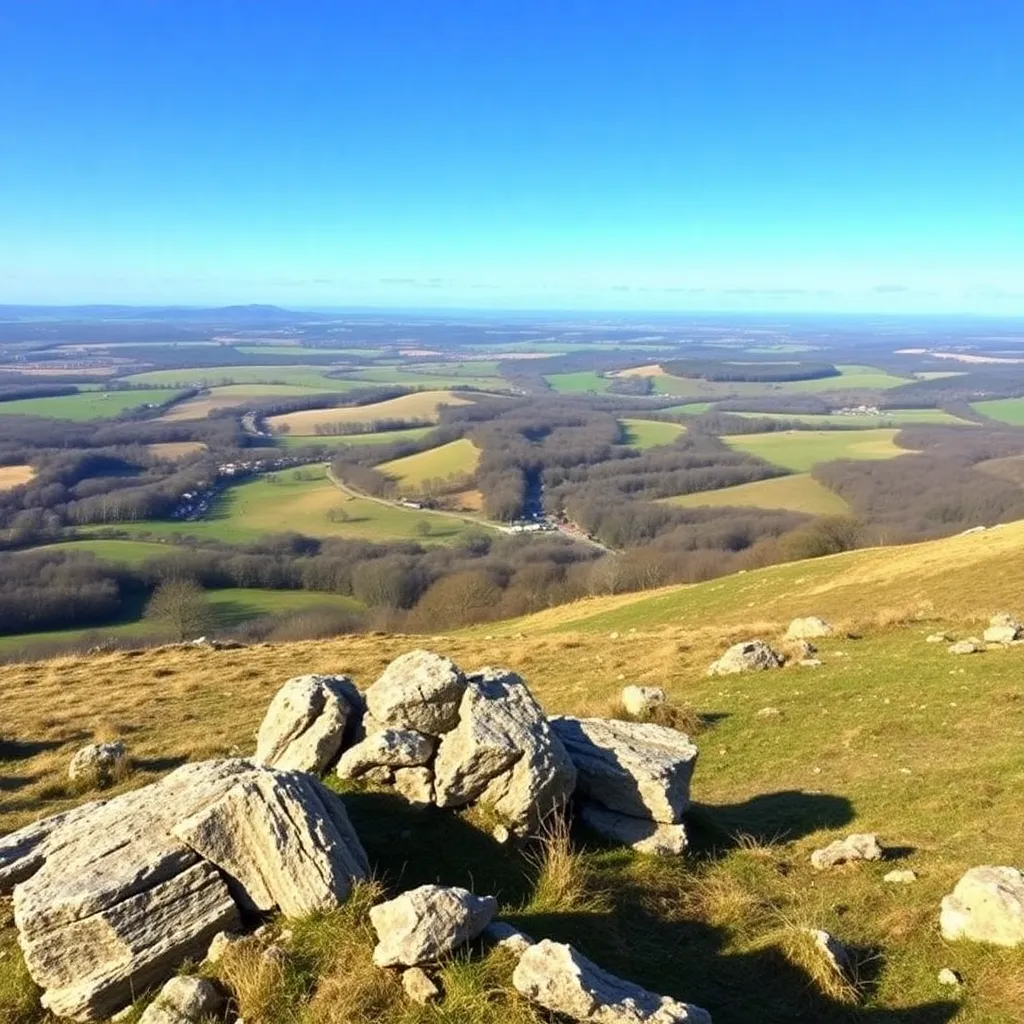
[0,303,312,324]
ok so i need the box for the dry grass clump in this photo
[609,699,708,735]
[775,923,868,1006]
[521,813,610,916]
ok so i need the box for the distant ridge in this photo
[0,303,311,324]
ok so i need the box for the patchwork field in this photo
[122,366,361,390]
[267,390,475,436]
[378,438,480,490]
[619,418,686,449]
[734,409,974,428]
[971,397,1024,425]
[145,441,208,460]
[660,472,849,515]
[275,426,434,448]
[157,384,319,421]
[0,464,35,490]
[0,388,186,421]
[543,371,613,393]
[724,428,910,472]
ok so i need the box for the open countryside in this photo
[0,388,186,421]
[725,428,910,472]
[267,389,476,435]
[660,472,849,515]
[619,417,686,448]
[377,437,481,491]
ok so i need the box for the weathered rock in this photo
[365,650,466,735]
[948,640,981,655]
[369,884,497,967]
[483,920,534,956]
[433,669,576,830]
[707,640,784,676]
[254,674,361,774]
[937,967,962,987]
[68,741,128,784]
[512,939,712,1024]
[205,930,242,963]
[401,966,440,1005]
[983,613,1022,644]
[393,766,434,806]
[808,929,852,981]
[578,802,688,856]
[138,976,223,1024]
[551,717,697,823]
[939,866,1024,947]
[785,616,833,640]
[620,686,666,718]
[336,728,435,779]
[884,869,917,884]
[5,759,367,1020]
[810,833,884,870]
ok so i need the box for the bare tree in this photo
[144,579,214,640]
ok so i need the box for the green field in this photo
[724,428,909,472]
[663,401,713,416]
[233,346,385,357]
[544,370,613,393]
[734,408,974,428]
[343,365,510,390]
[651,364,912,399]
[0,388,186,421]
[619,418,686,449]
[95,466,474,544]
[378,438,480,490]
[0,587,361,653]
[660,472,849,515]
[275,427,434,448]
[120,366,362,390]
[25,539,184,565]
[971,397,1024,425]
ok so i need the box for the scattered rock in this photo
[205,930,242,963]
[785,616,833,640]
[937,967,962,987]
[926,632,951,644]
[810,833,884,870]
[482,920,534,956]
[1,759,367,1020]
[884,869,917,884]
[137,977,223,1024]
[799,658,823,668]
[756,706,782,719]
[369,884,497,967]
[707,640,784,676]
[512,939,712,1024]
[807,929,853,981]
[68,741,128,785]
[337,728,436,779]
[255,675,362,773]
[948,640,981,655]
[401,966,441,1005]
[365,650,466,735]
[578,802,688,856]
[620,686,667,717]
[983,613,1022,645]
[551,717,697,824]
[940,865,1024,947]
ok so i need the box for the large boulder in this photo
[369,884,497,967]
[939,866,1024,947]
[551,717,697,824]
[364,650,466,735]
[512,939,712,1024]
[1,759,367,1020]
[707,640,784,676]
[337,728,436,780]
[68,741,128,785]
[785,616,833,641]
[255,674,362,773]
[433,669,576,831]
[578,802,688,856]
[137,976,223,1024]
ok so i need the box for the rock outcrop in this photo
[939,865,1024,947]
[707,640,784,676]
[68,741,128,784]
[810,833,884,870]
[369,884,497,967]
[785,616,833,640]
[512,939,712,1023]
[255,674,361,773]
[1,759,367,1020]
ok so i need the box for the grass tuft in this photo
[521,813,609,916]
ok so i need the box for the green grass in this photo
[275,427,434,448]
[733,408,974,428]
[971,397,1024,426]
[619,418,686,449]
[119,366,362,390]
[650,364,912,400]
[21,539,184,565]
[544,371,613,393]
[343,366,510,390]
[0,389,186,421]
[93,466,475,544]
[724,428,909,472]
[660,472,849,515]
[663,402,713,416]
[787,364,912,391]
[377,438,480,490]
[232,346,385,357]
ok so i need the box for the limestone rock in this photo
[937,968,962,987]
[365,650,466,735]
[138,976,223,1024]
[948,640,981,655]
[483,920,534,956]
[401,967,440,1005]
[785,616,834,640]
[393,767,434,806]
[578,802,688,856]
[205,930,242,963]
[254,674,361,773]
[620,686,666,717]
[336,728,435,779]
[983,613,1022,644]
[433,669,576,831]
[808,929,852,981]
[551,717,697,823]
[884,869,917,884]
[369,884,497,967]
[707,640,784,676]
[939,866,1024,947]
[68,741,128,784]
[810,833,884,870]
[512,939,712,1024]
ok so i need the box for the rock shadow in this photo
[0,738,65,761]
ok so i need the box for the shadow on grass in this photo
[0,738,66,761]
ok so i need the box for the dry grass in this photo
[521,813,609,916]
[0,466,35,491]
[267,391,475,436]
[145,442,208,461]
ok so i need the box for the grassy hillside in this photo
[0,388,185,421]
[971,397,1024,425]
[619,418,686,449]
[275,426,434,448]
[158,384,320,421]
[543,371,612,393]
[5,525,1024,1021]
[734,409,974,428]
[378,438,481,490]
[122,366,361,390]
[267,390,475,435]
[0,465,35,490]
[724,428,910,472]
[660,472,849,515]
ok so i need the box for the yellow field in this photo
[145,442,208,461]
[724,428,909,472]
[616,363,665,377]
[0,464,35,490]
[660,472,849,515]
[159,384,318,421]
[378,438,481,491]
[267,390,475,436]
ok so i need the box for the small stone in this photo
[937,967,962,987]
[138,976,223,1024]
[785,616,833,640]
[482,921,534,956]
[620,686,667,717]
[401,966,440,1005]
[948,640,981,655]
[756,706,782,719]
[808,929,852,981]
[393,766,434,806]
[206,930,242,963]
[492,824,511,844]
[884,869,917,884]
[68,741,128,785]
[926,632,951,643]
[708,639,785,676]
[811,833,884,870]
[940,865,1024,947]
[799,658,823,668]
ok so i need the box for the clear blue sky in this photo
[1,1,1022,313]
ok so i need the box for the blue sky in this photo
[1,1,1022,313]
